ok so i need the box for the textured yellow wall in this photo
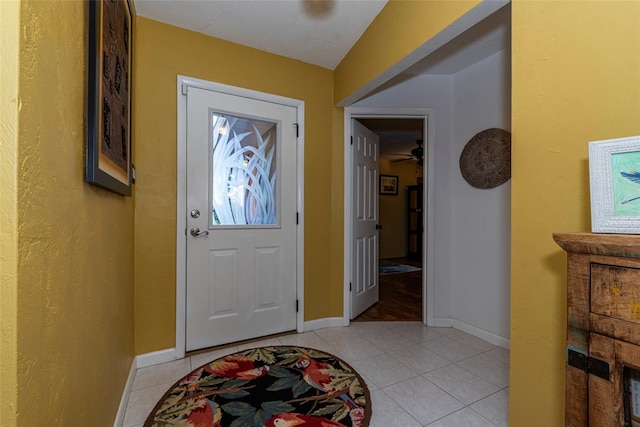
[334,0,480,104]
[133,18,336,354]
[5,1,135,424]
[510,1,640,425]
[379,160,423,259]
[0,0,20,425]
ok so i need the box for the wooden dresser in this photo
[554,233,640,426]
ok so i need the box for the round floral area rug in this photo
[144,346,371,427]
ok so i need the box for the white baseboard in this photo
[136,348,177,369]
[452,319,510,349]
[431,317,453,328]
[113,357,137,427]
[303,317,344,331]
[114,348,177,425]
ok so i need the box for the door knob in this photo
[190,227,209,237]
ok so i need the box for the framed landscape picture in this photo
[589,135,640,233]
[380,175,398,195]
[86,0,133,196]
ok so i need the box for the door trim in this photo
[176,75,305,358]
[343,107,435,326]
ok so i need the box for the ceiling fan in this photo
[390,139,424,166]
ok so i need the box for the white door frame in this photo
[343,107,435,326]
[176,75,305,359]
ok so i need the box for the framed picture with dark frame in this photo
[380,174,399,195]
[86,0,133,196]
[589,135,640,233]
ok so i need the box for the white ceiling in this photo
[134,0,388,70]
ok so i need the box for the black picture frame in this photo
[380,174,399,195]
[87,0,133,196]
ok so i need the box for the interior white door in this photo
[185,86,297,351]
[351,120,380,319]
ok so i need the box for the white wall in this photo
[452,49,511,342]
[354,74,455,321]
[353,51,511,344]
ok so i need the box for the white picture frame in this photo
[589,135,640,234]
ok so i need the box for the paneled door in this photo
[351,120,380,318]
[185,86,298,351]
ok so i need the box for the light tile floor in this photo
[122,322,509,427]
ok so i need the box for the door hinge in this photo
[350,282,352,292]
[296,299,299,312]
[350,135,353,145]
[296,212,299,225]
[567,349,610,381]
[294,123,299,138]
[181,83,188,95]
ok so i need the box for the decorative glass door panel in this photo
[210,112,279,227]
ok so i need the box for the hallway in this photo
[355,257,422,321]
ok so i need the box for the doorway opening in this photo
[354,256,423,321]
[343,108,435,327]
[353,118,424,321]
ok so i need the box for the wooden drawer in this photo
[591,263,640,324]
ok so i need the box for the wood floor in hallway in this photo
[353,257,422,322]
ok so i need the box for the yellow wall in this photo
[379,160,423,259]
[510,1,640,425]
[0,0,20,425]
[334,0,480,104]
[133,18,337,354]
[2,1,135,424]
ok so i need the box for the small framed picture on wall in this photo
[380,175,399,195]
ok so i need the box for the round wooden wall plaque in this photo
[459,128,511,189]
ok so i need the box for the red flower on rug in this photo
[144,346,371,427]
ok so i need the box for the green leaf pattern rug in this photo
[144,346,371,427]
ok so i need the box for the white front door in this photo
[185,86,298,351]
[351,120,380,319]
